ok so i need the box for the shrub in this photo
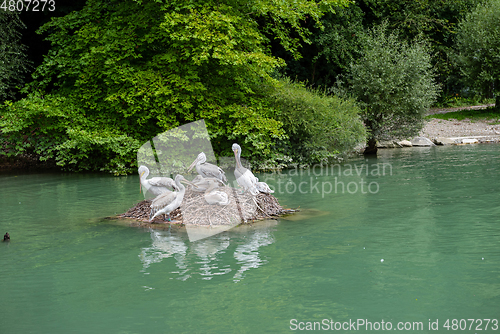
[347,22,440,153]
[269,78,366,164]
[0,95,141,175]
[455,0,500,109]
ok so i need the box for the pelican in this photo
[204,179,229,205]
[232,143,259,195]
[138,165,179,197]
[149,175,195,222]
[187,152,227,185]
[255,177,275,194]
[190,175,224,192]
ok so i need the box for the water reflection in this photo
[139,221,277,282]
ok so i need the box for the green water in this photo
[1,145,499,333]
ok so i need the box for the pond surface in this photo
[1,144,499,333]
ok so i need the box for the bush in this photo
[0,12,31,101]
[269,78,366,164]
[455,0,500,109]
[347,22,440,152]
[0,95,141,175]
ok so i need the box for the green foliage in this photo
[274,4,364,87]
[269,78,366,164]
[278,0,480,95]
[433,94,494,108]
[426,107,500,123]
[1,0,350,173]
[455,0,500,108]
[356,0,480,94]
[312,6,365,82]
[347,22,440,146]
[0,12,32,101]
[0,94,141,174]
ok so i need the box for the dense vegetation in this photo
[455,0,500,108]
[0,11,31,101]
[347,22,439,153]
[0,0,498,173]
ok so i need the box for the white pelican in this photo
[190,175,224,192]
[187,152,227,185]
[255,177,275,194]
[138,165,179,196]
[149,175,196,222]
[231,143,259,195]
[204,179,229,205]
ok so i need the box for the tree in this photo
[273,4,365,88]
[455,0,500,109]
[275,0,480,95]
[348,22,440,154]
[0,11,31,101]
[1,0,350,173]
[357,0,480,98]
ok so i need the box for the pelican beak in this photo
[139,171,145,193]
[187,157,198,173]
[181,179,198,188]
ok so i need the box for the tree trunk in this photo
[363,137,378,155]
[496,94,500,111]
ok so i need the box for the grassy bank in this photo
[426,106,500,124]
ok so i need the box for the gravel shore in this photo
[420,105,500,139]
[420,118,500,138]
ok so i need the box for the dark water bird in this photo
[3,232,10,241]
[203,179,229,205]
[150,175,196,222]
[138,165,179,196]
[187,152,227,185]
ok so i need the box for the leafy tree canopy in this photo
[0,11,31,101]
[347,22,440,153]
[1,0,350,174]
[277,0,480,96]
[455,0,500,108]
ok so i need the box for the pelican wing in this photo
[151,191,177,210]
[204,190,229,205]
[199,163,227,183]
[235,169,259,195]
[149,177,175,188]
[191,176,220,192]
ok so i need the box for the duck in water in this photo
[3,232,10,242]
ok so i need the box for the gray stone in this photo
[434,137,456,145]
[377,140,397,148]
[398,140,412,147]
[461,138,479,144]
[411,137,435,146]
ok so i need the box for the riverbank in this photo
[419,118,500,142]
[420,105,500,145]
[376,105,500,148]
